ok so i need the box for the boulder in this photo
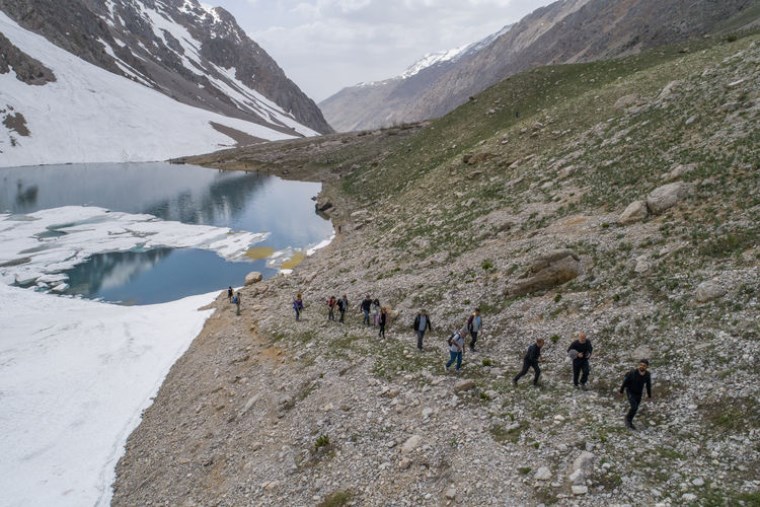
[695,279,727,303]
[507,250,581,296]
[245,271,263,285]
[454,379,476,392]
[535,466,552,481]
[646,182,689,215]
[619,200,648,224]
[401,435,422,455]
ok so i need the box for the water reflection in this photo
[0,162,332,304]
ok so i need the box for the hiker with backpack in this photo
[293,293,304,321]
[233,291,241,315]
[227,286,233,302]
[412,310,432,350]
[513,337,545,387]
[445,328,467,373]
[327,296,337,321]
[619,359,652,430]
[359,295,373,326]
[567,331,593,390]
[467,308,483,352]
[338,294,348,323]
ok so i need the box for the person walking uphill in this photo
[378,306,388,339]
[232,291,241,315]
[620,359,652,430]
[568,331,593,390]
[412,310,432,350]
[338,294,348,323]
[293,293,304,321]
[467,308,483,352]
[227,286,233,302]
[327,296,337,321]
[445,328,466,373]
[359,295,372,326]
[513,338,545,386]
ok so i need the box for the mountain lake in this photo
[0,162,333,304]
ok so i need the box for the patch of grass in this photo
[315,434,330,450]
[700,396,760,431]
[518,466,532,475]
[317,490,353,507]
[490,422,525,444]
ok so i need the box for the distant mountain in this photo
[0,0,332,167]
[320,0,759,132]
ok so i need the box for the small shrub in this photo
[315,434,330,450]
[482,358,493,367]
[550,334,561,344]
[553,293,562,303]
[518,466,532,475]
[482,259,495,271]
[317,490,353,507]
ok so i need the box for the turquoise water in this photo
[0,162,332,304]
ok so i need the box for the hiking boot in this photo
[512,379,518,387]
[581,384,588,391]
[625,418,636,430]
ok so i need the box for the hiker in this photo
[513,337,545,386]
[378,306,388,338]
[467,308,483,352]
[359,295,373,326]
[293,293,304,321]
[568,331,593,390]
[372,298,381,326]
[619,359,652,430]
[233,291,241,315]
[412,309,432,350]
[338,294,348,323]
[327,296,337,321]
[445,328,467,373]
[227,286,233,302]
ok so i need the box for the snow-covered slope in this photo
[0,0,330,167]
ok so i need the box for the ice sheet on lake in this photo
[0,283,216,507]
[0,205,269,287]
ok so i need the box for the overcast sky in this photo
[209,0,556,103]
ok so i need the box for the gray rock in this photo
[619,200,648,224]
[445,486,457,499]
[571,485,589,495]
[401,435,422,455]
[454,379,477,392]
[245,272,263,285]
[646,182,689,215]
[535,466,552,481]
[695,280,727,303]
[507,250,581,296]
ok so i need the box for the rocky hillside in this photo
[320,0,760,132]
[113,31,759,506]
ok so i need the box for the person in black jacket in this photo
[513,338,545,386]
[567,331,593,390]
[412,310,432,350]
[619,359,652,430]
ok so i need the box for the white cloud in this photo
[214,0,555,101]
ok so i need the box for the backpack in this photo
[447,332,456,346]
[232,295,239,304]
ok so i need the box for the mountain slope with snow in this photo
[321,0,758,132]
[0,0,331,167]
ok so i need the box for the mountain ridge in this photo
[320,0,759,132]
